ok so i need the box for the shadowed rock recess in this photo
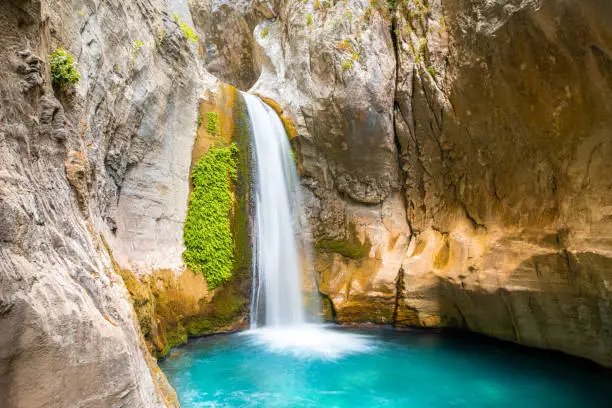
[0,0,611,406]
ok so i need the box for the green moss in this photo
[315,224,372,259]
[229,95,253,283]
[315,239,370,259]
[261,26,270,39]
[160,323,188,357]
[184,287,245,336]
[183,143,239,289]
[49,48,80,88]
[206,111,220,136]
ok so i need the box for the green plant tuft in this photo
[132,40,144,59]
[173,13,199,43]
[183,144,239,289]
[180,21,199,43]
[261,26,270,39]
[49,48,81,88]
[206,111,220,136]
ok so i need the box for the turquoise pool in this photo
[160,325,611,407]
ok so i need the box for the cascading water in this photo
[242,92,369,357]
[243,92,310,328]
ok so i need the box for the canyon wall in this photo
[1,1,611,406]
[194,0,612,366]
[0,0,207,405]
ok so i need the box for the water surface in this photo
[160,326,611,407]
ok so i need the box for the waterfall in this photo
[243,93,311,328]
[240,93,371,357]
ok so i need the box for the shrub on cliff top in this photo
[183,143,239,289]
[49,48,80,88]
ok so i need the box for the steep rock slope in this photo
[0,0,205,405]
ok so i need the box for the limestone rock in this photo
[0,0,206,405]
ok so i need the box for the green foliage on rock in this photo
[160,322,188,357]
[49,48,81,88]
[173,13,199,43]
[180,22,199,43]
[206,111,220,135]
[183,143,239,289]
[132,40,144,58]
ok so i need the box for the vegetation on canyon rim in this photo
[49,47,80,87]
[183,143,239,288]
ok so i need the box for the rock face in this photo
[392,0,612,366]
[195,0,612,366]
[0,0,206,405]
[2,0,612,405]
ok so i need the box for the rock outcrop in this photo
[392,0,612,367]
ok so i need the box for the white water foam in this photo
[244,325,374,359]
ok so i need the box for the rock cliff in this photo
[193,0,612,367]
[1,0,612,406]
[0,0,205,405]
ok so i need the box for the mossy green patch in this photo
[315,224,372,260]
[206,111,220,136]
[183,143,239,289]
[184,287,245,336]
[160,322,188,357]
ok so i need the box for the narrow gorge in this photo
[1,0,611,407]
